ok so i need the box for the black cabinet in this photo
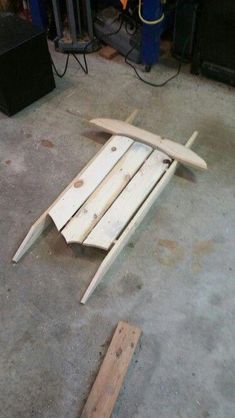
[192,1,235,86]
[0,14,55,116]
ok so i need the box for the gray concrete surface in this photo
[1,46,235,418]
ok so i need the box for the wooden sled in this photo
[13,111,204,304]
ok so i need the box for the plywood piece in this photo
[62,142,152,244]
[81,131,198,304]
[80,321,142,418]
[84,149,169,250]
[49,136,133,231]
[90,118,207,170]
[12,110,139,263]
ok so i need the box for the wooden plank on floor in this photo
[62,142,152,244]
[49,136,133,231]
[80,321,142,418]
[83,149,169,250]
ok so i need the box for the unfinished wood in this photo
[81,131,198,304]
[12,216,51,263]
[90,118,207,171]
[62,142,152,244]
[49,136,133,231]
[125,108,139,124]
[12,110,139,263]
[99,45,118,60]
[84,149,169,250]
[80,321,141,418]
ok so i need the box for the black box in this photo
[191,0,235,86]
[173,0,199,59]
[0,13,55,116]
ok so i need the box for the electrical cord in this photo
[95,15,124,41]
[50,53,70,78]
[124,16,138,36]
[121,3,185,87]
[124,36,190,87]
[50,51,88,78]
[123,0,191,88]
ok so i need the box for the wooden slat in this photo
[90,118,207,170]
[83,149,169,250]
[49,136,133,231]
[80,321,142,418]
[62,142,152,244]
[81,131,198,304]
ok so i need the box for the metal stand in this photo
[52,0,97,53]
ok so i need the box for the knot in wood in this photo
[74,179,84,188]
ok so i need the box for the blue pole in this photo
[29,0,48,30]
[140,0,163,65]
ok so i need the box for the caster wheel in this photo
[145,64,152,73]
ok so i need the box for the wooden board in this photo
[80,131,198,304]
[80,321,142,418]
[12,110,139,263]
[49,136,133,231]
[83,149,169,250]
[90,118,207,171]
[62,142,152,244]
[99,45,118,60]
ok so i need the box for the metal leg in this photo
[52,0,63,38]
[52,0,96,52]
[84,0,94,39]
[66,0,77,43]
[76,0,82,37]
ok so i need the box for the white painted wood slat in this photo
[49,136,133,230]
[61,142,153,244]
[83,149,170,250]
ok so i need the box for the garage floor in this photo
[1,47,235,418]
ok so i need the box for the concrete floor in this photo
[1,47,235,418]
